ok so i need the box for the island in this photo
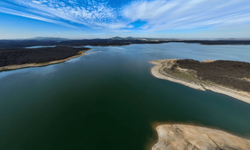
[150,59,250,105]
[152,124,250,150]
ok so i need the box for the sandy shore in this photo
[0,50,94,72]
[150,59,250,105]
[150,59,206,91]
[152,124,250,150]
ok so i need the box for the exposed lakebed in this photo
[0,43,250,150]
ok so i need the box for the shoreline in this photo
[0,49,94,72]
[151,124,250,150]
[150,59,250,105]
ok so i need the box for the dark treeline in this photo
[176,59,250,93]
[0,39,166,49]
[1,38,250,49]
[169,40,250,45]
[0,46,90,68]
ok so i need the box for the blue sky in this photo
[1,0,250,39]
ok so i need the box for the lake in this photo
[0,43,250,150]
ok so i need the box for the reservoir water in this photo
[0,43,250,150]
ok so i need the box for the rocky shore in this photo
[152,124,250,150]
[150,59,250,105]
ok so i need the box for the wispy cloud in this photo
[1,0,250,32]
[0,3,76,28]
[0,0,126,29]
[122,0,250,30]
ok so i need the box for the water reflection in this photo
[25,45,56,49]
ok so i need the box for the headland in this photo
[150,59,250,105]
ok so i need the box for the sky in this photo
[1,0,250,39]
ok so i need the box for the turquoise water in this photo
[0,43,250,150]
[25,45,56,49]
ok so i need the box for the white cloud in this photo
[122,0,250,31]
[0,0,120,29]
[0,5,76,28]
[122,0,178,21]
[1,0,250,32]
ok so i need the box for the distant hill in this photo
[27,37,69,41]
[1,37,250,49]
[111,36,136,40]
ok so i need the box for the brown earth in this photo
[152,124,250,150]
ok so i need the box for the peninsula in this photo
[0,46,92,72]
[150,59,250,105]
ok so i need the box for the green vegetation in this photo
[176,59,250,93]
[163,66,199,83]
